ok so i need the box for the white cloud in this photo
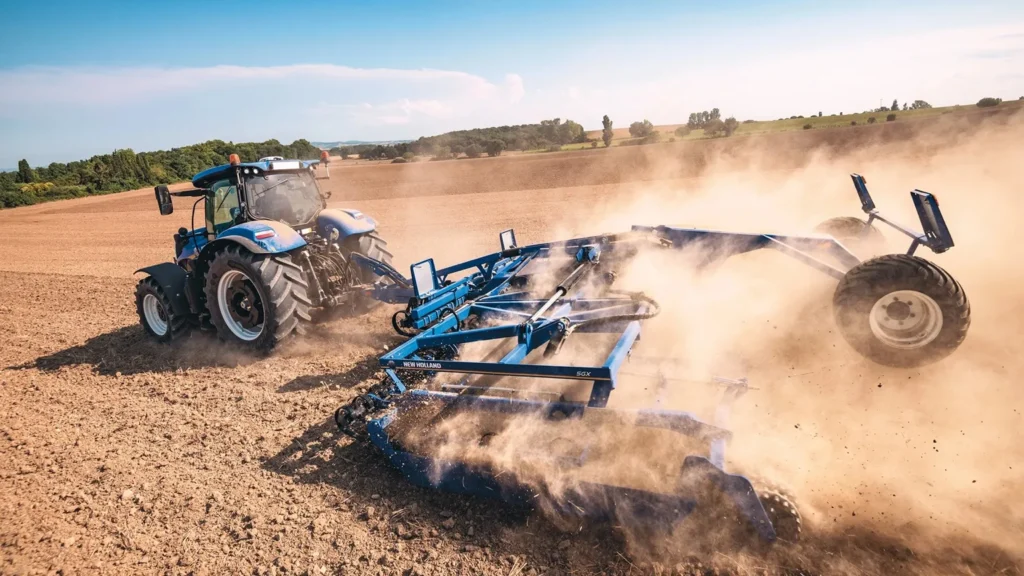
[504,73,525,104]
[309,99,455,126]
[0,63,520,107]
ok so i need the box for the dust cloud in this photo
[391,111,1024,573]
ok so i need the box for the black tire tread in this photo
[833,254,970,367]
[352,232,393,282]
[135,277,189,343]
[204,245,312,351]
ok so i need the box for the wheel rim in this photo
[868,290,943,349]
[142,293,169,336]
[217,269,265,341]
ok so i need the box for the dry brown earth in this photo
[1,111,1022,575]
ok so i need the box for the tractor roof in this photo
[191,159,317,189]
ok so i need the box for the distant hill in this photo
[312,140,412,149]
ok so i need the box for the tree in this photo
[559,120,587,144]
[723,117,739,136]
[818,111,823,117]
[977,97,1002,108]
[886,113,897,122]
[867,117,877,124]
[464,144,483,158]
[485,140,506,157]
[16,160,34,184]
[674,126,692,138]
[891,99,899,112]
[803,123,813,130]
[629,119,655,138]
[909,100,932,110]
[601,115,614,147]
[902,103,908,111]
[434,146,453,160]
[703,118,726,137]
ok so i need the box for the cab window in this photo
[205,179,240,236]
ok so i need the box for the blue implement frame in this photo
[335,174,956,542]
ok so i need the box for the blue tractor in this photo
[135,152,391,350]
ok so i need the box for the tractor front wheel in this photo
[205,246,313,351]
[336,231,395,317]
[135,277,189,342]
[833,254,970,367]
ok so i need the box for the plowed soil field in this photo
[2,112,1023,576]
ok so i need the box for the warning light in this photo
[320,150,329,164]
[229,154,240,166]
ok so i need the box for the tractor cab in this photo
[152,152,334,262]
[192,154,330,237]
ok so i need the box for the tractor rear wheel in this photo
[833,254,970,367]
[135,277,189,342]
[204,245,313,351]
[339,231,394,316]
[815,216,885,258]
[346,231,394,282]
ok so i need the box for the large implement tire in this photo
[815,216,885,258]
[204,245,313,351]
[136,277,189,342]
[833,254,970,367]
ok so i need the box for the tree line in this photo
[1,139,322,209]
[344,119,590,161]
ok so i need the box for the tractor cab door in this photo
[205,178,241,239]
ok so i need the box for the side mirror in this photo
[155,185,173,215]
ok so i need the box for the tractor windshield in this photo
[244,171,324,227]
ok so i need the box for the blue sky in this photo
[1,0,1023,167]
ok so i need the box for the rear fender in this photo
[317,208,377,241]
[214,221,307,254]
[135,262,192,317]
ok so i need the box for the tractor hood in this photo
[316,209,377,240]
